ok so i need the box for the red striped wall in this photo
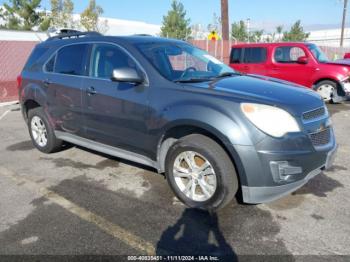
[0,41,38,103]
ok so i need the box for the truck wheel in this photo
[314,80,338,103]
[165,134,238,210]
[28,107,62,153]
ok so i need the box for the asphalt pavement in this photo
[0,102,349,261]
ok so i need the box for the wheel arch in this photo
[22,99,42,122]
[156,122,245,187]
[313,78,346,98]
[313,78,340,87]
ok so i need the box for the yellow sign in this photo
[208,31,220,41]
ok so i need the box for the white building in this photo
[103,17,160,36]
[0,13,161,41]
[307,28,350,47]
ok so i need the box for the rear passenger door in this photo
[240,47,268,75]
[44,43,90,136]
[82,43,150,156]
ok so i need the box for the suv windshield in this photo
[307,44,329,63]
[137,42,236,82]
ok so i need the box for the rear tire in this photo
[165,134,238,210]
[28,107,62,153]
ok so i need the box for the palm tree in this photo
[276,25,283,42]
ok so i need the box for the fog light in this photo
[270,161,303,183]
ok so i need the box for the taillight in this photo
[17,75,22,89]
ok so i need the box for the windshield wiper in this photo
[214,72,241,79]
[173,78,212,83]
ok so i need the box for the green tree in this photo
[230,20,248,42]
[252,30,264,42]
[275,25,283,41]
[50,0,74,29]
[80,0,106,32]
[160,0,191,40]
[2,0,43,30]
[276,25,283,35]
[282,20,310,41]
[39,12,51,31]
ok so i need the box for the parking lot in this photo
[0,102,349,259]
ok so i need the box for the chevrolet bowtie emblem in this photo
[317,123,327,133]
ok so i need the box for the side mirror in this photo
[111,68,144,84]
[344,53,350,59]
[297,56,308,64]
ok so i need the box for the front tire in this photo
[28,107,62,153]
[314,80,339,103]
[165,134,238,210]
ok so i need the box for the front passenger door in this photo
[269,46,314,86]
[82,43,150,156]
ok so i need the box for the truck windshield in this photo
[307,44,329,63]
[137,42,236,82]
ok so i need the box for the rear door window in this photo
[274,46,306,63]
[242,47,267,63]
[230,48,243,64]
[54,44,89,76]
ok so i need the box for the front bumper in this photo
[241,144,337,203]
[342,82,350,94]
[228,127,337,204]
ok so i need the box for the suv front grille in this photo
[310,128,331,147]
[303,107,326,121]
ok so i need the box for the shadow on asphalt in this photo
[50,176,295,257]
[6,140,34,151]
[0,170,297,257]
[156,208,237,260]
[293,172,343,198]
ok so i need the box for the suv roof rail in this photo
[46,30,102,41]
[133,34,153,37]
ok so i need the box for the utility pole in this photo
[247,18,251,43]
[340,0,348,47]
[221,0,229,40]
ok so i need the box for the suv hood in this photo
[326,61,350,66]
[187,74,324,116]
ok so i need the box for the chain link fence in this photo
[1,39,350,103]
[0,41,37,103]
[190,40,350,63]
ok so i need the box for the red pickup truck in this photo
[229,42,350,102]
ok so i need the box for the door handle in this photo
[87,86,97,95]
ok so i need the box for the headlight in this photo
[241,103,300,138]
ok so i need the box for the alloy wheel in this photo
[317,84,334,102]
[173,151,217,202]
[31,116,48,147]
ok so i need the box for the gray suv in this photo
[19,31,337,210]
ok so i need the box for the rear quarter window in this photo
[24,46,50,71]
[243,47,267,63]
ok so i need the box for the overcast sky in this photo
[1,0,349,32]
